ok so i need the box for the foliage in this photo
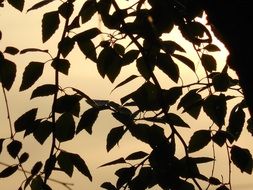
[0,0,252,190]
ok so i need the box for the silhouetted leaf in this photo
[230,145,252,174]
[212,130,227,147]
[161,40,185,54]
[188,130,211,153]
[54,94,82,116]
[203,44,220,52]
[55,113,75,142]
[76,108,99,135]
[156,53,179,83]
[247,118,253,136]
[99,157,126,168]
[0,138,4,154]
[122,50,139,66]
[131,82,161,111]
[7,0,24,11]
[101,182,117,190]
[74,28,101,41]
[0,58,16,90]
[115,167,135,189]
[177,89,202,119]
[42,11,60,43]
[4,46,19,55]
[209,177,221,185]
[172,54,195,72]
[33,120,53,145]
[226,105,245,141]
[125,151,148,160]
[71,153,92,181]
[20,48,48,54]
[58,1,73,19]
[136,56,154,80]
[7,140,22,159]
[58,37,75,57]
[111,75,139,93]
[201,54,216,72]
[165,113,189,128]
[192,157,214,164]
[44,155,56,180]
[79,0,97,23]
[20,62,44,91]
[162,87,182,106]
[97,47,122,82]
[14,108,38,133]
[216,185,229,190]
[31,84,58,99]
[27,0,54,12]
[31,161,43,176]
[106,126,125,152]
[57,151,74,177]
[0,165,18,178]
[19,152,29,164]
[76,39,97,61]
[203,94,227,128]
[51,58,70,75]
[31,175,52,190]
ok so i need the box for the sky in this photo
[1,0,253,190]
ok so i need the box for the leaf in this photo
[115,167,135,189]
[161,40,186,54]
[192,157,214,164]
[136,56,154,80]
[97,47,122,82]
[76,108,99,135]
[212,130,227,147]
[172,54,195,72]
[106,126,125,152]
[31,161,43,176]
[33,120,53,145]
[230,145,252,174]
[7,140,22,159]
[71,153,92,181]
[209,177,221,185]
[20,62,44,91]
[7,0,24,11]
[165,113,190,128]
[0,138,5,154]
[54,94,82,116]
[20,48,49,54]
[44,155,56,180]
[57,151,74,177]
[188,130,211,153]
[4,46,19,55]
[162,86,182,106]
[101,182,117,190]
[216,185,230,190]
[14,108,38,133]
[27,0,54,12]
[31,84,58,99]
[0,58,16,90]
[51,58,70,75]
[55,113,75,142]
[201,54,216,72]
[99,157,126,168]
[125,151,148,160]
[74,28,101,41]
[156,53,179,83]
[177,89,202,119]
[122,50,139,66]
[42,11,60,43]
[76,39,97,62]
[79,0,97,23]
[212,72,231,92]
[31,175,52,190]
[58,2,74,19]
[111,75,139,93]
[203,94,227,128]
[226,105,245,141]
[58,37,75,58]
[0,165,18,178]
[203,44,221,52]
[19,152,29,164]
